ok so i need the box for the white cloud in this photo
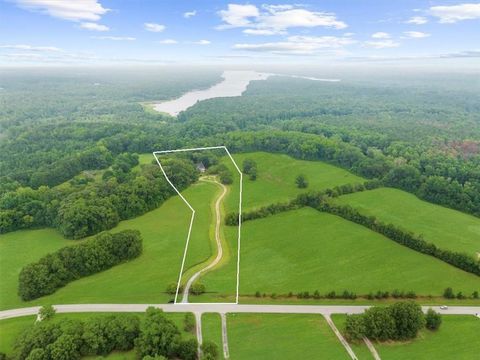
[364,39,400,49]
[430,3,480,23]
[80,22,109,31]
[243,28,282,35]
[14,0,109,21]
[144,23,165,32]
[92,36,135,41]
[192,40,211,45]
[403,31,430,38]
[406,16,428,25]
[218,4,259,27]
[234,35,356,54]
[184,10,196,18]
[218,3,346,34]
[159,39,178,44]
[0,44,62,52]
[371,32,390,39]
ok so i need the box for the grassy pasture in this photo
[222,152,365,212]
[212,208,480,297]
[201,313,223,357]
[335,187,480,257]
[227,313,349,359]
[375,315,480,359]
[0,181,216,310]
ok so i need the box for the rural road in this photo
[1,304,479,320]
[181,178,227,303]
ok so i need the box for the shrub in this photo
[191,283,206,295]
[184,313,195,332]
[38,305,56,321]
[18,230,142,300]
[201,340,218,360]
[295,174,308,188]
[425,308,442,331]
[443,287,455,299]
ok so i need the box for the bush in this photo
[18,230,142,300]
[184,313,195,332]
[191,283,206,295]
[295,174,308,188]
[443,287,455,299]
[425,308,442,331]
[166,283,183,295]
[201,340,219,360]
[344,315,365,341]
[38,305,56,321]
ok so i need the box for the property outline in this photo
[152,146,243,304]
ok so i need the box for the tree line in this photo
[225,184,480,277]
[8,307,218,360]
[18,229,142,301]
[1,158,198,238]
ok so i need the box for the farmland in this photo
[227,313,348,359]
[336,188,480,257]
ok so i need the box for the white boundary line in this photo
[152,146,243,304]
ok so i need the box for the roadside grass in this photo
[335,187,480,257]
[222,152,365,213]
[375,315,480,360]
[201,313,223,357]
[0,315,36,355]
[0,312,194,359]
[227,313,349,359]
[216,208,480,297]
[331,314,375,360]
[0,182,216,310]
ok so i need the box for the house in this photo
[196,162,206,173]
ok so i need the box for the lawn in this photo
[331,314,375,360]
[203,208,480,297]
[0,181,217,310]
[227,313,349,359]
[375,315,480,360]
[201,313,223,357]
[335,187,480,257]
[222,152,365,213]
[0,312,195,359]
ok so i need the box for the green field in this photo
[0,181,216,310]
[203,208,480,297]
[227,313,348,359]
[0,312,194,359]
[336,188,480,257]
[201,313,223,357]
[222,152,365,212]
[375,315,480,360]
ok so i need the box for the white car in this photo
[440,305,448,310]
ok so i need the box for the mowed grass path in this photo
[223,152,364,213]
[336,188,480,257]
[235,208,480,296]
[227,313,348,359]
[0,181,216,310]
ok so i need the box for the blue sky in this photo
[0,0,479,65]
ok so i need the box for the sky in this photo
[0,0,479,66]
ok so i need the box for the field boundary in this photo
[153,146,243,304]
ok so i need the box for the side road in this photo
[1,304,479,320]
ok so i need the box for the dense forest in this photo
[1,67,479,239]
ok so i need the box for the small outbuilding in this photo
[196,162,206,173]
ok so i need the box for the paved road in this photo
[181,178,227,303]
[2,304,479,320]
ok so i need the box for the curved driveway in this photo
[181,178,227,303]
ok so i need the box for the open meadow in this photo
[227,313,348,359]
[335,187,480,257]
